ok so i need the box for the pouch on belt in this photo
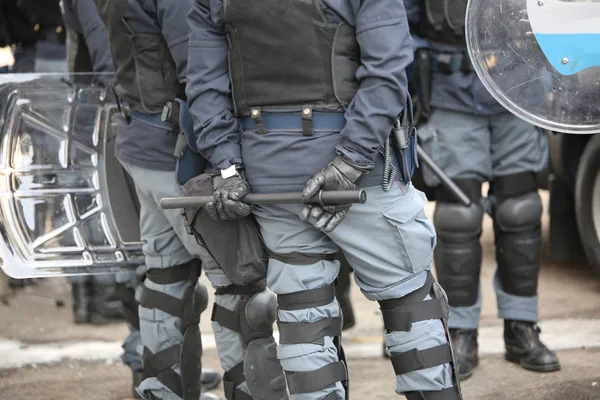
[169,99,207,185]
[181,174,267,287]
[393,96,419,183]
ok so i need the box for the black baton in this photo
[160,190,367,210]
[416,146,472,207]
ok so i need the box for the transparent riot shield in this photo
[466,0,600,134]
[0,73,143,278]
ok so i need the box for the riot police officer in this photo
[93,0,285,399]
[403,0,560,381]
[187,1,462,399]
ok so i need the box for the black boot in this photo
[71,282,92,324]
[449,328,479,380]
[89,283,126,325]
[504,320,560,372]
[201,368,222,391]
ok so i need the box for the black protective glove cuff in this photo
[206,175,252,220]
[331,156,371,185]
[211,167,245,189]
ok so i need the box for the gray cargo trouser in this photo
[253,182,455,399]
[117,266,146,373]
[419,109,548,329]
[120,161,245,400]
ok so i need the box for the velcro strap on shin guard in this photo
[391,344,453,375]
[380,299,447,332]
[223,361,253,400]
[211,303,242,333]
[139,261,202,318]
[491,172,538,200]
[406,387,460,400]
[146,260,201,285]
[139,286,183,317]
[143,345,184,398]
[144,345,181,376]
[277,283,336,311]
[379,272,448,332]
[277,317,342,344]
[215,279,267,296]
[286,361,348,395]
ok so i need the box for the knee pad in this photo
[191,281,209,317]
[214,279,267,296]
[378,272,462,399]
[243,290,287,399]
[139,259,204,400]
[211,288,287,400]
[494,191,543,297]
[433,201,483,306]
[244,289,277,335]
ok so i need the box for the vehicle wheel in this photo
[574,134,600,277]
[549,131,590,193]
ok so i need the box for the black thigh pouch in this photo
[181,173,267,286]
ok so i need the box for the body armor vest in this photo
[419,0,467,46]
[94,0,184,115]
[222,0,360,116]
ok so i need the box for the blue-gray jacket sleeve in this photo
[186,0,242,170]
[152,0,191,85]
[336,0,414,167]
[74,0,114,73]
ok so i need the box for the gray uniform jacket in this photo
[62,0,114,73]
[187,0,415,171]
[112,0,191,172]
[403,0,507,116]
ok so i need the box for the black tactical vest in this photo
[419,0,467,46]
[222,0,360,116]
[94,0,184,115]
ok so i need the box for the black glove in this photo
[206,175,252,220]
[300,156,369,233]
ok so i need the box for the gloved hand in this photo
[206,175,252,220]
[300,156,370,233]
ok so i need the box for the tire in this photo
[549,131,590,193]
[574,133,600,277]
